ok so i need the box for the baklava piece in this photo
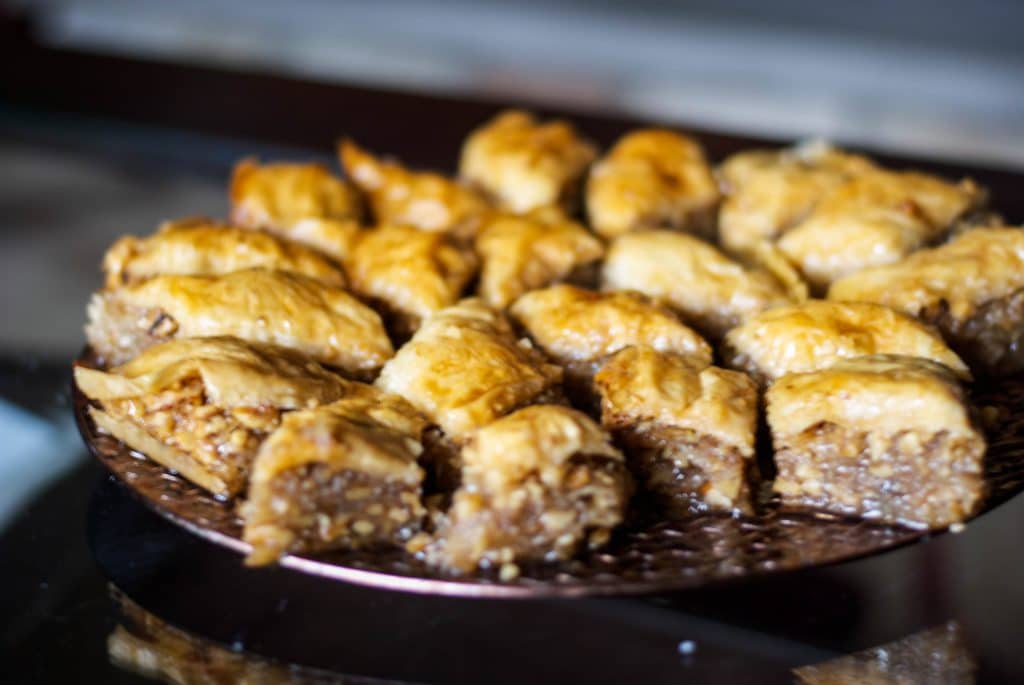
[339,140,490,240]
[777,168,985,290]
[85,268,393,377]
[474,208,604,308]
[767,355,986,528]
[376,298,563,492]
[343,224,478,337]
[601,230,795,339]
[74,337,350,498]
[427,405,631,574]
[102,217,346,288]
[829,227,1024,376]
[375,299,563,442]
[459,109,597,213]
[594,346,758,515]
[586,129,719,239]
[509,284,711,405]
[242,391,428,565]
[717,141,876,252]
[229,158,363,261]
[722,300,970,386]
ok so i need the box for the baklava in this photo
[594,346,758,515]
[427,405,631,574]
[777,168,985,290]
[242,390,428,565]
[375,298,563,442]
[717,141,876,252]
[229,158,363,261]
[601,229,795,339]
[85,268,393,376]
[459,109,597,213]
[722,300,970,386]
[75,337,351,498]
[343,224,478,336]
[767,355,986,528]
[586,129,719,239]
[339,139,490,239]
[509,284,712,404]
[102,217,346,288]
[474,208,604,309]
[829,227,1024,376]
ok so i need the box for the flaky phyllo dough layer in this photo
[85,268,393,376]
[76,337,353,497]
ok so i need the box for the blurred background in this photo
[11,0,1024,166]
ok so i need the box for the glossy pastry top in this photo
[777,169,985,290]
[595,346,757,455]
[248,392,428,482]
[510,284,712,368]
[461,405,624,494]
[229,158,362,229]
[102,217,346,288]
[375,299,563,439]
[340,140,489,238]
[474,208,604,308]
[74,337,351,409]
[107,269,393,374]
[722,300,970,384]
[586,129,719,238]
[829,227,1024,321]
[260,217,362,263]
[601,230,794,339]
[766,355,978,438]
[344,224,478,325]
[459,109,597,213]
[717,141,876,251]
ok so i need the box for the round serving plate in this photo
[73,358,1024,598]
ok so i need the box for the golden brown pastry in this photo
[722,300,970,386]
[601,230,795,339]
[767,355,985,528]
[339,139,489,239]
[586,129,719,239]
[459,109,597,213]
[595,346,758,515]
[75,337,351,497]
[829,227,1024,376]
[85,268,393,376]
[242,390,428,565]
[777,169,985,290]
[344,224,479,335]
[426,405,631,574]
[509,284,712,402]
[374,299,563,441]
[102,217,346,288]
[717,141,876,252]
[474,208,604,308]
[229,158,363,260]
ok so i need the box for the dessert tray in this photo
[74,109,1024,597]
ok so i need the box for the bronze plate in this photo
[73,359,1024,598]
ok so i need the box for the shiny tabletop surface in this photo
[3,31,1024,684]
